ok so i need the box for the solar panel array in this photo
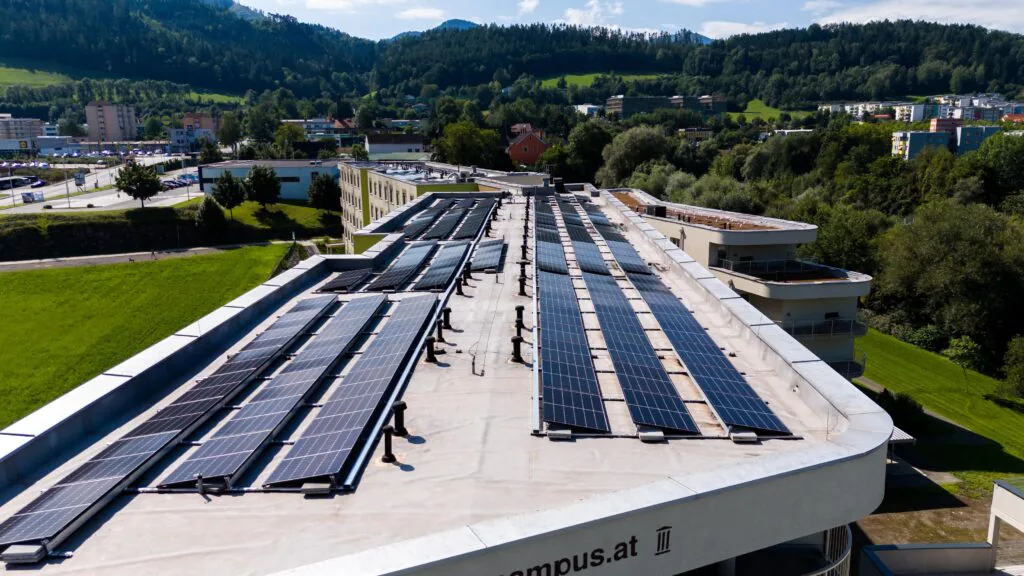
[452,199,496,240]
[319,268,372,293]
[471,239,504,271]
[627,274,790,434]
[413,242,470,290]
[0,296,335,548]
[420,209,468,240]
[159,295,387,487]
[537,271,610,432]
[265,294,438,486]
[581,272,699,433]
[402,199,455,239]
[365,242,437,292]
[593,224,653,275]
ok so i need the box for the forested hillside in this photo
[5,0,1024,108]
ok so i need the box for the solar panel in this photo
[420,209,468,240]
[364,242,437,291]
[581,272,698,434]
[592,224,653,275]
[536,238,570,275]
[538,271,610,432]
[413,242,470,290]
[573,242,611,275]
[471,240,505,271]
[0,296,336,548]
[452,200,496,240]
[159,295,387,487]
[319,268,372,293]
[628,273,790,434]
[264,294,438,487]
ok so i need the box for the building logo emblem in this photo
[655,526,672,556]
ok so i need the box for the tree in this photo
[245,103,280,143]
[297,99,315,120]
[595,126,669,188]
[218,112,242,153]
[246,165,280,209]
[566,119,615,183]
[143,116,164,139]
[274,123,306,150]
[537,144,570,177]
[355,103,377,129]
[944,336,982,391]
[114,161,162,208]
[212,172,246,220]
[199,138,223,164]
[195,196,227,240]
[58,117,86,137]
[1002,336,1024,398]
[433,121,506,168]
[462,101,484,127]
[335,99,355,119]
[308,173,341,212]
[351,143,369,161]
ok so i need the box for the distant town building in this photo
[671,95,700,110]
[507,131,548,167]
[1004,114,1024,123]
[169,126,216,153]
[678,127,713,141]
[364,133,424,156]
[605,95,673,119]
[183,112,221,134]
[282,118,333,135]
[42,123,59,137]
[893,104,925,122]
[0,114,43,140]
[955,125,1002,155]
[698,94,728,114]
[573,104,602,117]
[774,129,815,137]
[929,117,961,135]
[200,159,339,201]
[892,131,950,160]
[85,102,138,142]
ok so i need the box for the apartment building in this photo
[605,95,673,119]
[611,189,872,364]
[0,115,43,140]
[85,102,138,142]
[956,125,1002,155]
[892,131,950,160]
[183,112,221,134]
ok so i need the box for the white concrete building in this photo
[614,189,871,365]
[169,126,216,153]
[574,104,603,116]
[365,133,425,156]
[0,178,891,576]
[282,118,334,135]
[894,104,925,122]
[199,159,339,201]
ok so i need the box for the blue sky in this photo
[239,0,1024,41]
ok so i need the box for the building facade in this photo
[199,160,339,202]
[507,132,548,167]
[183,112,221,134]
[892,131,950,160]
[169,126,217,153]
[85,102,138,142]
[955,125,1002,155]
[605,95,673,119]
[0,115,43,140]
[364,134,425,156]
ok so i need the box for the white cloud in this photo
[306,0,404,10]
[817,0,1024,32]
[802,0,843,13]
[396,6,444,19]
[564,0,624,26]
[661,0,735,7]
[518,0,539,15]
[698,20,787,38]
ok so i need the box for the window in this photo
[524,147,529,152]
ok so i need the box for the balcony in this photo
[777,318,867,339]
[710,258,873,301]
[716,258,852,282]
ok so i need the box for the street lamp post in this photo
[64,163,71,209]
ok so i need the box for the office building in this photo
[364,134,425,157]
[0,115,43,140]
[183,112,221,134]
[614,189,871,365]
[573,104,602,117]
[41,123,59,137]
[199,159,339,201]
[0,169,890,576]
[85,102,139,142]
[169,126,217,153]
[605,95,673,119]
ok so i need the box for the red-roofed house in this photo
[1004,114,1024,123]
[507,131,548,166]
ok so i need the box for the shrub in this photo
[905,325,947,352]
[194,196,226,241]
[1002,336,1024,398]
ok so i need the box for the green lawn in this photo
[0,244,289,428]
[730,99,810,121]
[229,200,341,237]
[540,73,664,88]
[187,91,244,104]
[855,329,1024,495]
[0,64,71,87]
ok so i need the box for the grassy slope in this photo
[730,99,810,120]
[0,65,71,87]
[855,329,1024,494]
[540,73,663,88]
[229,200,339,235]
[0,244,288,427]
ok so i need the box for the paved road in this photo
[0,155,191,212]
[2,165,203,214]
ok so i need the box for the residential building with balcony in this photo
[605,95,674,119]
[0,114,43,140]
[957,125,1002,155]
[892,131,951,160]
[84,102,138,143]
[609,188,872,365]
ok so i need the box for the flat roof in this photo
[206,160,341,169]
[614,188,817,232]
[0,190,889,575]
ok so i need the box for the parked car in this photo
[38,162,50,169]
[30,180,46,188]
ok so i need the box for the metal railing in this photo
[777,318,867,339]
[714,258,857,283]
[802,525,852,576]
